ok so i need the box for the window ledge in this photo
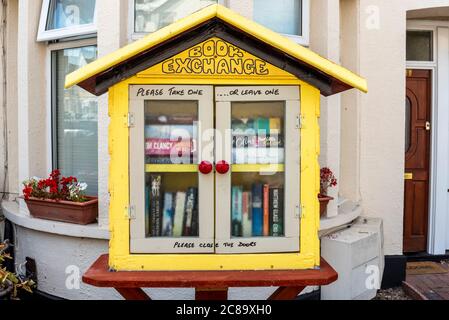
[1,201,109,240]
[319,200,362,232]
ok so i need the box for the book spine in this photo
[145,138,193,156]
[251,184,263,236]
[145,184,150,236]
[242,191,252,238]
[190,188,199,237]
[173,192,186,237]
[231,186,243,237]
[183,187,198,236]
[149,175,162,237]
[161,192,174,237]
[263,184,270,237]
[232,148,284,164]
[270,188,284,237]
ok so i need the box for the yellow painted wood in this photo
[65,4,367,94]
[232,164,285,173]
[137,37,296,81]
[146,164,198,173]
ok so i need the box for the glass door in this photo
[129,85,215,254]
[215,86,301,254]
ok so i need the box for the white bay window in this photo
[38,0,97,41]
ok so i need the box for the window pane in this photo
[406,31,433,61]
[134,0,216,33]
[144,101,199,238]
[405,96,411,153]
[231,102,285,238]
[47,0,96,30]
[253,0,302,36]
[53,46,98,196]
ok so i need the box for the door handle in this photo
[199,161,213,174]
[426,121,431,131]
[215,160,230,174]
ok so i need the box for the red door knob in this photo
[215,160,230,174]
[199,161,213,174]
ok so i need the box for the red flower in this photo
[22,186,33,200]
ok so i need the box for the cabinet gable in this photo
[137,37,296,81]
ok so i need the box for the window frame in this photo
[253,0,310,46]
[128,0,309,46]
[47,38,98,193]
[37,0,98,42]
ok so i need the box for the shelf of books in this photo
[144,100,201,239]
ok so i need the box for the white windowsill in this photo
[319,199,362,232]
[1,201,109,240]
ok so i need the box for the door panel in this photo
[130,85,215,254]
[403,70,431,253]
[214,86,300,254]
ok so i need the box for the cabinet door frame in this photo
[215,86,301,254]
[129,85,215,254]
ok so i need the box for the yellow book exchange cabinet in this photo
[66,5,367,271]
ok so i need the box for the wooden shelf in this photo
[146,164,198,173]
[232,164,284,173]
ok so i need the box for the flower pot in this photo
[318,194,334,217]
[24,196,98,225]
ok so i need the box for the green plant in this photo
[0,241,35,299]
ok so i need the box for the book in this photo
[145,125,196,140]
[145,114,196,125]
[255,117,270,136]
[145,184,150,236]
[270,187,284,237]
[183,187,198,236]
[173,192,186,237]
[242,191,252,237]
[232,148,284,164]
[231,186,243,237]
[161,192,174,237]
[263,184,270,237]
[149,174,162,237]
[145,138,194,156]
[251,183,263,236]
[269,117,282,135]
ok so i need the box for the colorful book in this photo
[270,187,284,237]
[149,175,162,237]
[231,186,243,237]
[269,118,282,135]
[145,138,194,156]
[145,184,150,236]
[183,187,198,236]
[161,192,174,237]
[251,183,263,236]
[263,184,270,237]
[242,191,252,237]
[145,125,195,140]
[173,192,186,237]
[232,148,284,164]
[255,117,270,136]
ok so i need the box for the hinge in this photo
[296,114,304,129]
[127,112,135,128]
[295,204,302,219]
[125,205,136,220]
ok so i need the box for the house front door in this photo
[403,69,431,253]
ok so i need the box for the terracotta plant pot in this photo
[318,194,334,217]
[24,196,98,225]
